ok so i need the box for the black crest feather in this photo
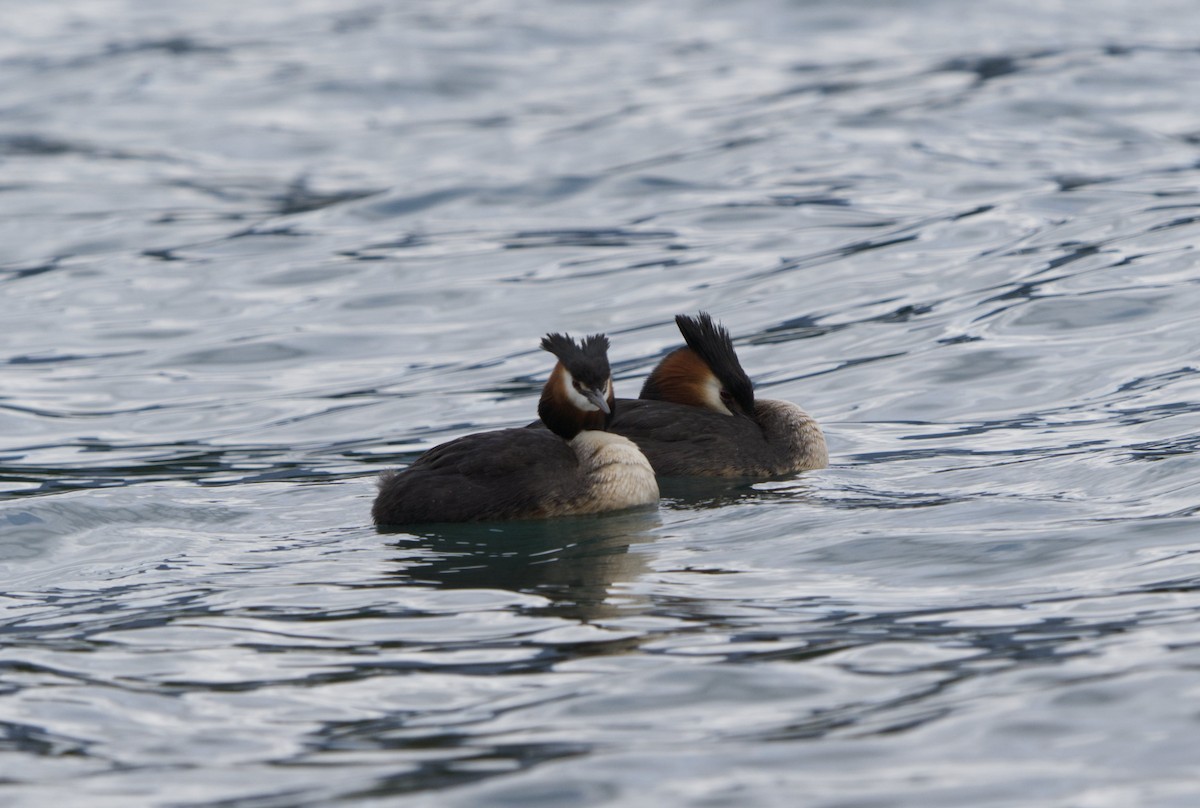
[541,332,611,388]
[674,312,755,412]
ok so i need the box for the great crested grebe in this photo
[608,313,828,477]
[372,333,658,525]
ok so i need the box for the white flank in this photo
[569,431,659,511]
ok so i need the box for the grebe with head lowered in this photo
[607,313,828,477]
[372,333,658,525]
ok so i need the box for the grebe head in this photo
[639,312,755,417]
[538,332,616,440]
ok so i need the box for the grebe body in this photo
[373,334,658,526]
[608,397,825,477]
[609,313,828,478]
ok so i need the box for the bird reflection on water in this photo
[379,477,822,623]
[382,510,660,622]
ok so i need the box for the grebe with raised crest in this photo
[607,313,828,477]
[372,333,658,525]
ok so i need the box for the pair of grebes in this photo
[372,313,828,525]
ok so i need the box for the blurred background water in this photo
[2,1,1200,805]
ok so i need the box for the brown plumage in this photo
[372,332,657,526]
[637,349,723,414]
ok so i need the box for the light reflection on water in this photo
[3,1,1200,805]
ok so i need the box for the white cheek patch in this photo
[562,370,602,412]
[703,375,733,415]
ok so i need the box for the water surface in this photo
[3,1,1200,805]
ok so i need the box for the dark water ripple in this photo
[3,1,1200,805]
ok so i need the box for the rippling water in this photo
[3,1,1200,805]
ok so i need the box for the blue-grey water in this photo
[3,1,1200,805]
